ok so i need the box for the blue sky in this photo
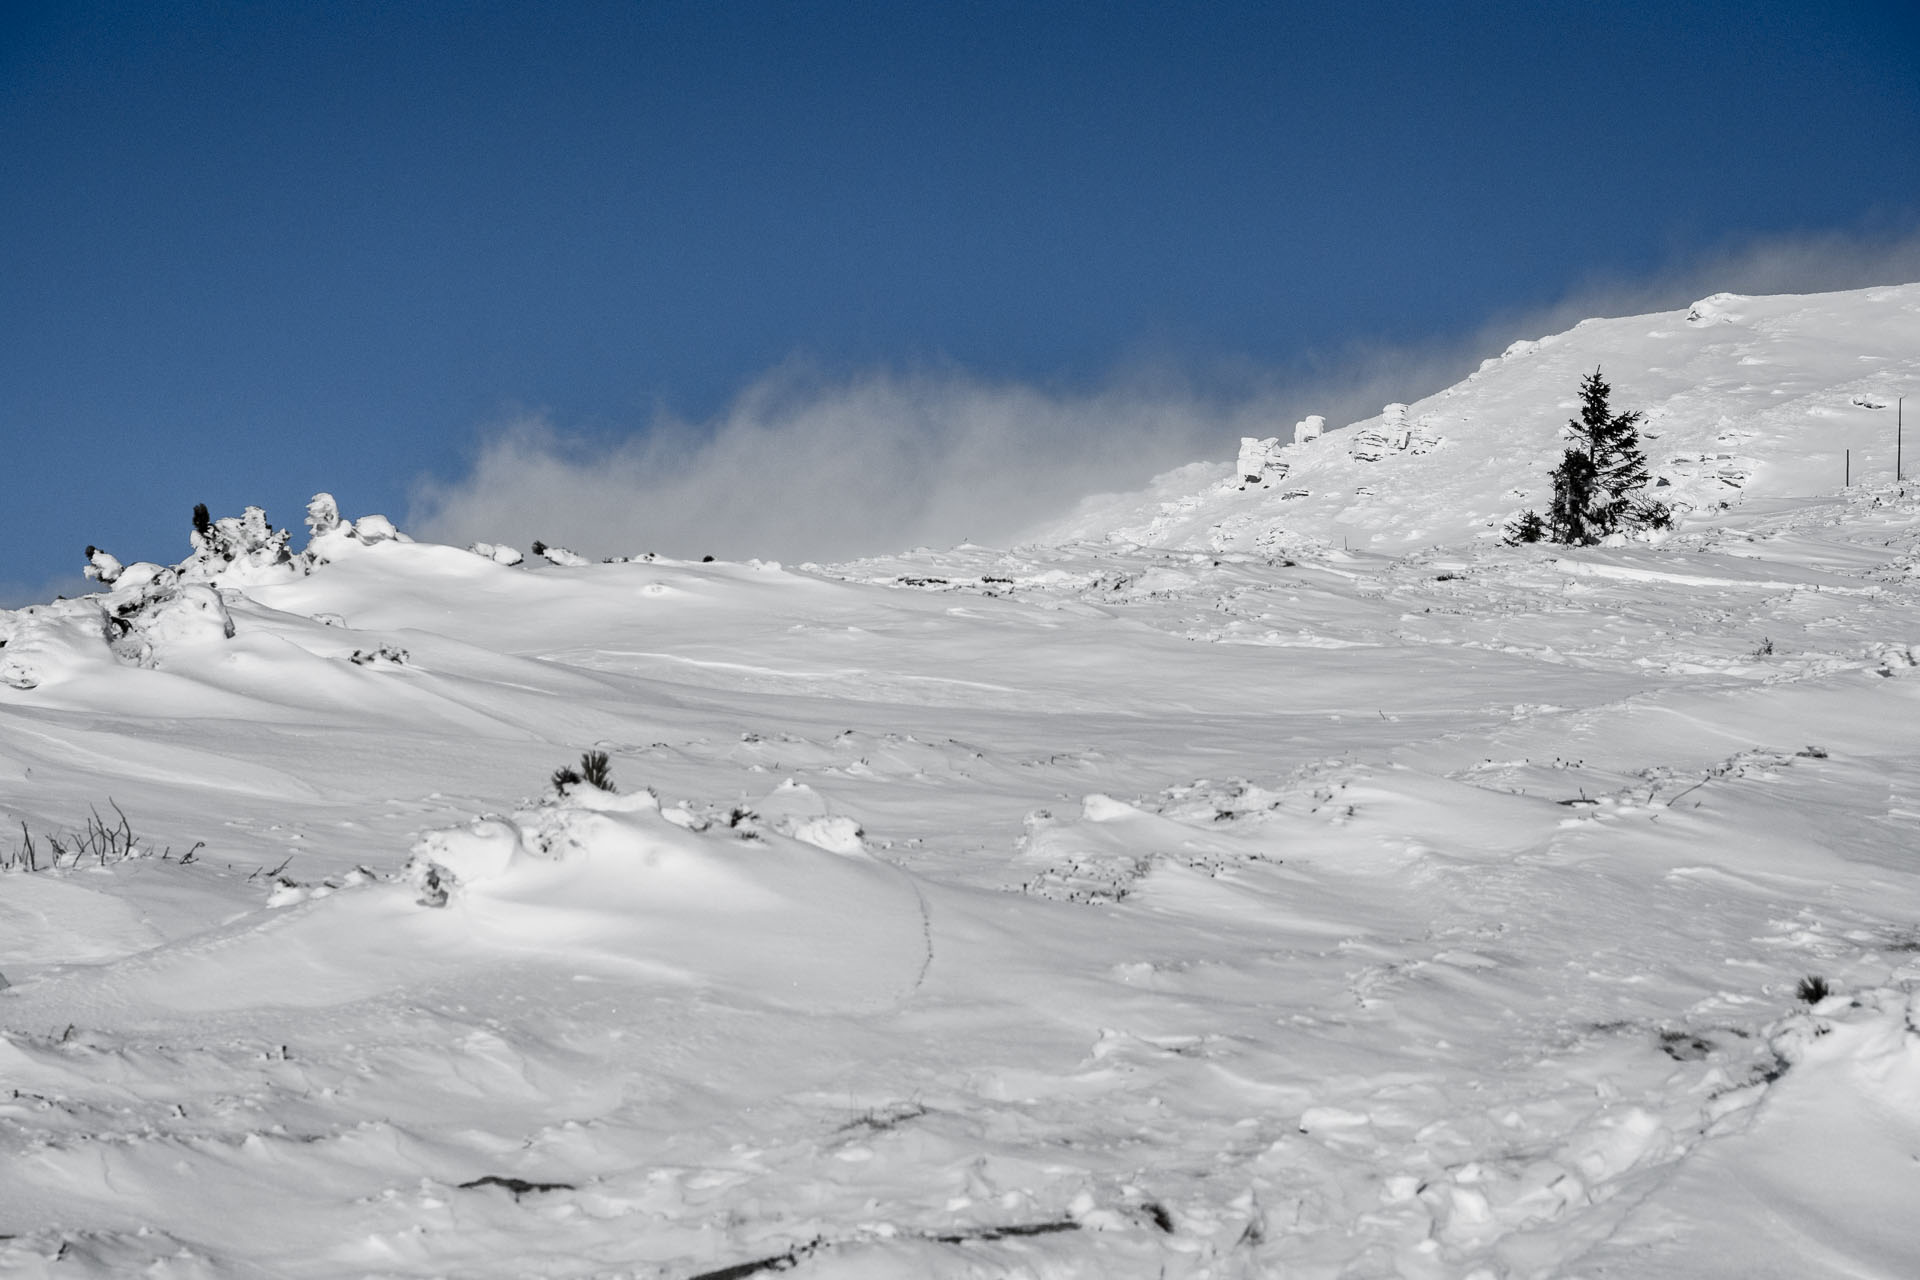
[4,1,1919,597]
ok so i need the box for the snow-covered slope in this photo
[1033,283,1920,554]
[2,286,1920,1278]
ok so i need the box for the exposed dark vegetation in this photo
[1796,975,1832,1004]
[457,1175,576,1199]
[1,803,200,872]
[552,749,617,794]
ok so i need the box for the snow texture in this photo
[2,284,1919,1278]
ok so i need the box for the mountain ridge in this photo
[1026,282,1920,556]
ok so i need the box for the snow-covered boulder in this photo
[532,541,590,567]
[123,584,234,653]
[304,493,342,538]
[353,514,405,544]
[1293,415,1326,445]
[102,576,236,667]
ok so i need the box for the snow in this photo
[1030,283,1920,555]
[3,283,1920,1277]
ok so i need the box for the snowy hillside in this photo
[3,287,1920,1279]
[1033,284,1920,555]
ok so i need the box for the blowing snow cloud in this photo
[410,368,1333,563]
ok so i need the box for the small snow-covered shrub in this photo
[182,502,295,583]
[578,750,616,791]
[552,750,616,794]
[348,645,409,667]
[1796,975,1832,1004]
[403,777,663,902]
[82,545,124,584]
[531,540,589,567]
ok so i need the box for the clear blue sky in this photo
[4,0,1918,597]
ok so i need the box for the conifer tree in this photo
[1575,367,1658,535]
[1506,367,1669,545]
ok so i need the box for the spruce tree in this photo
[1575,367,1656,535]
[1503,509,1547,544]
[1507,367,1668,545]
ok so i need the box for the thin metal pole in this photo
[1899,397,1904,482]
[1845,448,1850,487]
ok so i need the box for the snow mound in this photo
[36,781,929,1021]
[401,784,924,1011]
[0,600,113,689]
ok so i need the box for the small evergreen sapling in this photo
[1503,510,1547,544]
[1795,974,1831,1004]
[551,750,616,794]
[579,750,615,791]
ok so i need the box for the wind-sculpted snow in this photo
[402,784,928,1013]
[3,286,1920,1276]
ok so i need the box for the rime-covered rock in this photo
[469,541,526,566]
[353,514,405,544]
[1235,436,1290,487]
[304,493,342,538]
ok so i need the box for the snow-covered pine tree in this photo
[1506,367,1668,545]
[1576,367,1666,536]
[1503,509,1548,544]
